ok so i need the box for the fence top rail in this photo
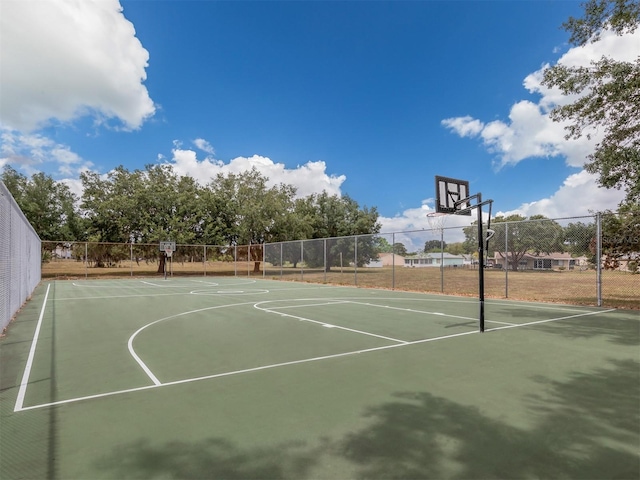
[41,213,619,249]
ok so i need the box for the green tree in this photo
[2,166,81,242]
[208,168,297,272]
[393,242,408,256]
[424,239,447,253]
[542,0,640,204]
[600,203,640,270]
[446,242,467,255]
[466,215,565,271]
[300,192,381,271]
[564,221,597,264]
[80,164,210,272]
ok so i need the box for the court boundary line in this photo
[14,283,51,412]
[16,328,480,412]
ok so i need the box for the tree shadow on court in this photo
[530,314,639,346]
[94,437,321,479]
[488,305,639,346]
[337,358,639,479]
[94,359,639,479]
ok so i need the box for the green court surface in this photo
[1,278,638,479]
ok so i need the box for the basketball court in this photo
[1,277,638,479]
[2,176,638,479]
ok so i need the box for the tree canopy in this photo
[2,166,81,241]
[464,215,566,271]
[542,0,640,204]
[2,165,380,253]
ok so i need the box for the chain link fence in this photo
[1,181,41,331]
[40,213,638,308]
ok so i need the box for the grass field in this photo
[42,259,639,309]
[1,277,638,479]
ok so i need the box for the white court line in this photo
[16,328,479,412]
[254,302,409,344]
[128,301,262,385]
[486,299,598,313]
[347,301,479,323]
[15,293,615,412]
[192,279,256,287]
[14,283,51,412]
[263,300,353,310]
[349,301,518,327]
[486,308,617,332]
[54,292,194,301]
[485,320,519,326]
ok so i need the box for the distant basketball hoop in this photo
[159,241,176,280]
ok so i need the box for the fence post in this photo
[85,242,88,278]
[323,239,327,283]
[505,222,509,298]
[203,245,206,277]
[596,212,602,307]
[392,233,395,290]
[354,235,358,286]
[130,242,133,277]
[301,240,304,281]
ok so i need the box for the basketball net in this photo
[165,248,173,258]
[426,212,448,234]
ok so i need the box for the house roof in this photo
[405,252,465,259]
[378,253,406,260]
[493,252,585,261]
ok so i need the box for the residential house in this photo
[365,253,405,268]
[404,252,465,268]
[492,252,588,271]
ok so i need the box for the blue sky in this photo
[1,0,636,235]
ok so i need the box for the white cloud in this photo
[0,0,155,131]
[377,169,624,252]
[442,29,640,170]
[167,144,346,198]
[496,170,625,218]
[377,201,475,251]
[0,128,93,177]
[433,28,637,230]
[440,116,483,138]
[193,138,215,155]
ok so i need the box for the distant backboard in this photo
[159,241,176,252]
[435,176,471,215]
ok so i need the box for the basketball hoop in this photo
[164,248,173,258]
[426,211,448,233]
